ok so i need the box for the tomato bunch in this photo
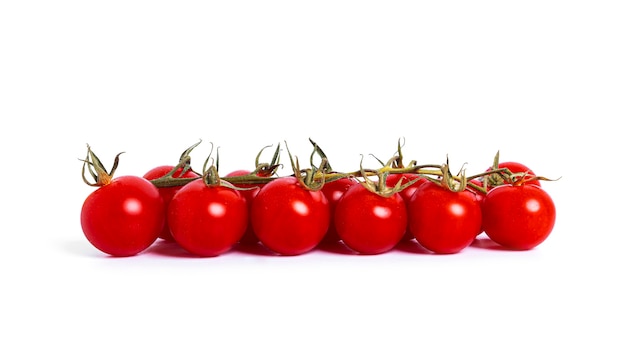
[79,142,557,257]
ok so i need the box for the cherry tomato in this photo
[408,181,482,254]
[168,179,248,257]
[487,161,541,188]
[319,176,358,243]
[225,169,265,245]
[143,165,198,241]
[251,176,330,256]
[334,183,407,255]
[80,175,165,257]
[482,184,556,250]
[385,173,427,240]
[467,178,487,236]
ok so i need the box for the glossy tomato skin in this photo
[143,165,198,241]
[80,176,165,257]
[225,169,263,245]
[408,181,482,254]
[319,176,358,243]
[385,173,427,240]
[482,184,556,250]
[168,179,248,257]
[334,183,407,255]
[251,176,330,256]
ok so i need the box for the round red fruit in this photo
[80,175,165,257]
[168,179,248,257]
[334,182,407,255]
[482,184,556,250]
[408,181,482,254]
[251,177,330,256]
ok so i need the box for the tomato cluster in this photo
[79,142,557,257]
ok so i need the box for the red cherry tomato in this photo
[319,176,358,243]
[408,181,482,254]
[334,183,407,255]
[482,184,556,250]
[467,178,486,236]
[251,176,330,256]
[143,165,198,241]
[168,179,248,257]
[487,161,541,188]
[385,173,427,240]
[225,169,265,245]
[80,175,165,257]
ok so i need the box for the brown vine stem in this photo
[150,163,449,189]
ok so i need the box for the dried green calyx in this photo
[80,144,123,187]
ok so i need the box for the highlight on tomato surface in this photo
[80,146,165,257]
[408,180,483,254]
[250,176,330,256]
[168,176,248,257]
[482,184,556,250]
[334,180,407,255]
[78,141,558,257]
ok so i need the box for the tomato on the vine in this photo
[319,176,358,243]
[408,181,482,254]
[143,165,198,241]
[334,182,407,255]
[251,176,330,255]
[482,184,556,250]
[80,175,165,257]
[79,142,559,257]
[167,178,248,257]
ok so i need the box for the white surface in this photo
[2,1,625,351]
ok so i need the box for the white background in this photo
[1,1,625,351]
